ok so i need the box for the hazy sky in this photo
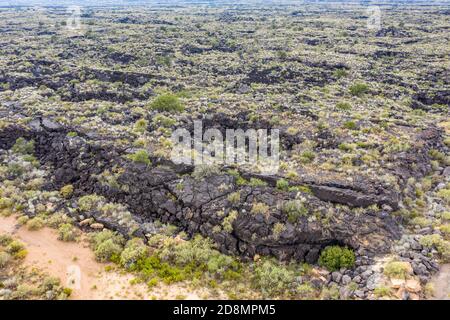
[0,0,448,7]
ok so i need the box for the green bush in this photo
[253,260,295,297]
[134,118,148,134]
[150,93,184,112]
[12,137,34,155]
[282,200,308,223]
[336,102,351,111]
[297,283,316,299]
[383,261,412,279]
[248,178,268,187]
[78,194,104,212]
[318,246,355,271]
[120,238,148,270]
[251,202,269,216]
[222,210,238,233]
[192,165,220,179]
[90,230,125,262]
[276,179,289,191]
[227,191,241,205]
[300,151,315,163]
[127,150,151,166]
[58,223,78,242]
[343,120,357,130]
[349,83,369,97]
[6,240,25,254]
[26,217,45,231]
[16,215,29,226]
[47,212,72,228]
[60,185,74,198]
[0,234,13,246]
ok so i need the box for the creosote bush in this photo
[318,246,355,271]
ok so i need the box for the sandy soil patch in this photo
[0,215,216,300]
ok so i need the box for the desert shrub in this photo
[343,120,357,130]
[0,197,14,210]
[67,131,78,138]
[26,217,45,231]
[78,194,104,212]
[7,163,25,178]
[349,83,369,97]
[336,102,351,111]
[429,149,445,161]
[253,259,295,297]
[410,216,432,227]
[12,137,34,155]
[6,240,26,258]
[0,234,13,246]
[16,215,29,226]
[152,114,176,127]
[300,151,316,163]
[420,234,450,261]
[272,223,286,240]
[251,202,269,216]
[12,284,34,299]
[283,200,308,223]
[440,224,450,238]
[136,255,186,284]
[150,93,184,112]
[60,185,74,198]
[58,223,78,242]
[0,251,11,268]
[437,188,450,204]
[333,68,348,79]
[222,210,238,233]
[90,230,125,262]
[192,165,220,179]
[41,276,61,291]
[248,178,268,187]
[320,283,340,300]
[297,283,316,299]
[134,118,148,134]
[127,150,151,166]
[383,261,412,279]
[374,285,392,298]
[227,191,240,205]
[318,246,355,271]
[47,212,72,228]
[94,239,123,263]
[276,179,289,191]
[120,238,148,270]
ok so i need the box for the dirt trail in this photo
[0,215,212,300]
[429,264,450,300]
